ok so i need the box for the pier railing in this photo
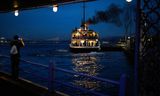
[0,54,127,96]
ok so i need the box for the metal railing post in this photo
[134,0,141,96]
[119,74,126,96]
[48,61,55,93]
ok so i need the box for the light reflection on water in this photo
[72,54,99,75]
[72,54,101,90]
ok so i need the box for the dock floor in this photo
[0,72,56,96]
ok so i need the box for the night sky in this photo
[0,0,130,40]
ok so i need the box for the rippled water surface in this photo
[0,41,133,96]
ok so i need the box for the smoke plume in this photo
[87,4,123,27]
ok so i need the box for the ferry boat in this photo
[69,23,101,52]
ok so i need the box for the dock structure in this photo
[0,73,46,96]
[100,44,123,51]
[0,72,66,96]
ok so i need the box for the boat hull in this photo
[70,46,100,53]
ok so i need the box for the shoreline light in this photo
[14,10,19,16]
[53,4,58,12]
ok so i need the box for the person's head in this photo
[13,35,19,40]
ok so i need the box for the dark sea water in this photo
[0,41,134,96]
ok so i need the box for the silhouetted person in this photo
[10,35,24,79]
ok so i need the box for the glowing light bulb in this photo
[53,4,58,12]
[14,10,19,16]
[126,0,132,2]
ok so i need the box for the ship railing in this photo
[0,54,127,96]
[72,36,98,39]
[70,45,100,48]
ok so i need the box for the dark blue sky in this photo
[0,0,128,40]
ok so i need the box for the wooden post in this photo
[119,74,126,96]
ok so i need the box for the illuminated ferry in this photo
[70,23,101,52]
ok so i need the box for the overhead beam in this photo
[0,0,96,13]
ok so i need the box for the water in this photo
[0,41,133,96]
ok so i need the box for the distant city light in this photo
[53,4,58,12]
[14,10,19,16]
[126,0,132,3]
